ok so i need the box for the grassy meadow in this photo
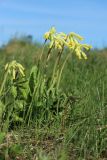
[0,35,107,159]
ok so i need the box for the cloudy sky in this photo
[0,0,107,48]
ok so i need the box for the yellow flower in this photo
[5,60,25,80]
[67,41,76,49]
[69,32,84,41]
[81,51,87,59]
[65,33,92,60]
[43,27,92,59]
[54,40,62,50]
[53,35,64,50]
[82,44,92,50]
[59,32,67,40]
[75,48,82,59]
[44,32,50,40]
[43,27,56,40]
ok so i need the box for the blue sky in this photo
[0,0,107,48]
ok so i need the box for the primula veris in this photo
[43,27,92,59]
[69,32,84,41]
[43,27,56,40]
[5,60,25,80]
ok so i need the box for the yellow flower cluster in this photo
[5,60,25,80]
[44,27,56,41]
[43,27,92,59]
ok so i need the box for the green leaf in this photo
[29,65,39,94]
[0,101,5,119]
[11,86,17,98]
[0,132,5,144]
[9,144,22,155]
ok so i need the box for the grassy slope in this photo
[0,39,107,159]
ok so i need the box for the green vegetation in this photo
[0,28,107,159]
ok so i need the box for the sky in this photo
[0,0,107,48]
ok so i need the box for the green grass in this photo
[0,38,107,159]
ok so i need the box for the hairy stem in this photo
[56,51,73,90]
[50,45,65,88]
[0,71,8,96]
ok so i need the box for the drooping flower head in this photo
[44,27,56,41]
[65,32,92,59]
[43,27,92,59]
[44,27,67,50]
[5,60,25,80]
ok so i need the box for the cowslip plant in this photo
[0,60,27,131]
[0,27,92,129]
[24,27,92,124]
[43,27,92,90]
[0,60,25,96]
